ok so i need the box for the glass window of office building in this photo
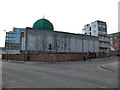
[118,36,120,47]
[98,25,102,27]
[110,37,113,45]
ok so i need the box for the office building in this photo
[84,20,110,54]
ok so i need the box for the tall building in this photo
[83,20,110,54]
[0,47,5,54]
[5,27,25,54]
[109,32,120,51]
[20,18,99,54]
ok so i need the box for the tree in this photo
[20,50,23,54]
[48,44,52,53]
[64,34,67,53]
[54,33,61,53]
[40,33,48,53]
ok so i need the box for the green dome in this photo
[33,18,54,31]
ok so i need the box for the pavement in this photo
[99,61,118,72]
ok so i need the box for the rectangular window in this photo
[118,36,120,40]
[118,40,120,47]
[89,27,91,31]
[103,25,106,30]
[118,37,120,47]
[98,25,102,27]
[110,37,113,45]
[114,37,116,45]
[103,25,105,28]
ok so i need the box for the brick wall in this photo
[110,51,117,56]
[110,34,120,51]
[96,52,105,58]
[2,52,105,62]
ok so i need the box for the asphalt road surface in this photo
[2,56,118,88]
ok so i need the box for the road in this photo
[2,56,118,88]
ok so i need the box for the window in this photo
[103,25,106,30]
[89,27,91,31]
[118,40,120,47]
[118,37,120,47]
[98,25,102,27]
[6,34,9,36]
[103,31,106,34]
[99,31,106,34]
[111,44,113,47]
[119,36,120,40]
[110,37,113,45]
[99,36,102,39]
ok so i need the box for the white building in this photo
[83,20,110,54]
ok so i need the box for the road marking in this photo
[33,71,47,76]
[27,70,48,76]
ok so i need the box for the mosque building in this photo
[20,17,99,56]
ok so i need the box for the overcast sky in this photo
[0,0,119,47]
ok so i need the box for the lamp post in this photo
[4,30,8,61]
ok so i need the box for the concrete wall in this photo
[91,21,98,37]
[84,24,90,35]
[23,29,99,53]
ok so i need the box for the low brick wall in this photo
[2,54,28,61]
[96,52,105,58]
[2,52,105,62]
[110,51,117,56]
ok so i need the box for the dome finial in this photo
[43,15,45,19]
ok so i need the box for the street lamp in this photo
[4,30,8,61]
[3,30,6,53]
